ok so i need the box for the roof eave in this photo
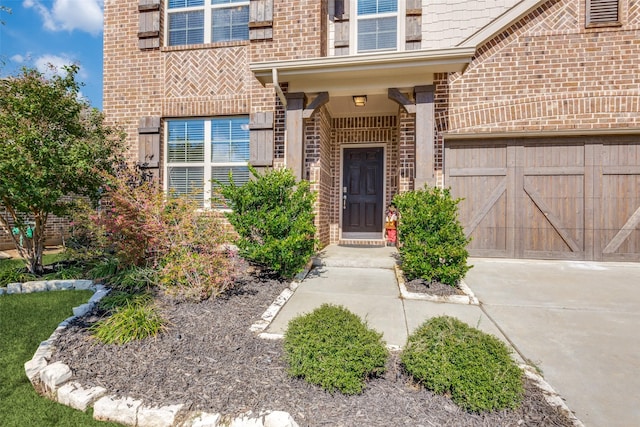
[458,0,546,48]
[250,47,476,90]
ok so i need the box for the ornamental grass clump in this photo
[401,316,524,413]
[393,185,471,286]
[91,298,166,345]
[284,304,388,395]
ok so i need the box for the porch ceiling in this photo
[250,48,475,97]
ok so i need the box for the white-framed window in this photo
[167,0,249,46]
[165,117,250,208]
[353,0,404,54]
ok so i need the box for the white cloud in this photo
[23,0,103,35]
[34,54,88,80]
[11,54,27,64]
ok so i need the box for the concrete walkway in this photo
[267,245,502,350]
[267,245,640,427]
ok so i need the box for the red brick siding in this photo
[444,0,640,134]
[104,0,326,175]
[329,116,398,243]
[398,110,415,192]
[304,105,332,247]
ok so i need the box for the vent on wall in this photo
[587,0,620,25]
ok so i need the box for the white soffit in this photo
[250,48,475,96]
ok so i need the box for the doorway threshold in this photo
[339,232,386,247]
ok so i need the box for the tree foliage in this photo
[0,66,124,274]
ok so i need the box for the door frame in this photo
[339,143,387,239]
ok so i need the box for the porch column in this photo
[414,85,435,188]
[285,92,306,181]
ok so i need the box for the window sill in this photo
[585,21,623,30]
[161,40,250,52]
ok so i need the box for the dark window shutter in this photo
[139,116,161,168]
[333,0,349,55]
[249,112,274,166]
[405,0,422,50]
[587,0,619,25]
[249,0,273,40]
[138,0,161,49]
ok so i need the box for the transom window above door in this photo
[167,0,249,46]
[351,0,405,53]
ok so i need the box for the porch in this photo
[251,49,473,246]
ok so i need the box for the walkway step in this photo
[313,245,398,269]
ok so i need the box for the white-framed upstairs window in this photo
[353,0,404,54]
[165,117,250,208]
[167,0,249,46]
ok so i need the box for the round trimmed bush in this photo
[284,304,388,395]
[401,316,524,413]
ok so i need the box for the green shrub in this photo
[91,299,166,345]
[284,304,388,395]
[216,166,317,279]
[393,186,471,286]
[401,316,524,413]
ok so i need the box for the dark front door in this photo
[342,147,384,233]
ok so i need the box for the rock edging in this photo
[521,365,586,427]
[0,279,95,295]
[251,265,311,340]
[22,279,300,427]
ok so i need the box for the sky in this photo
[0,0,104,109]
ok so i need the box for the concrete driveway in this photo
[464,258,640,427]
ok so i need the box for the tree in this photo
[0,5,10,26]
[0,66,125,274]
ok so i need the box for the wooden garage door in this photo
[445,137,640,261]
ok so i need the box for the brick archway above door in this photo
[445,136,640,261]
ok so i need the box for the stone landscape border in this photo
[13,263,583,427]
[13,280,299,427]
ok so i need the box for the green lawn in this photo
[0,290,122,427]
[0,253,66,271]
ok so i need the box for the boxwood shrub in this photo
[393,186,471,286]
[284,304,388,395]
[401,316,524,413]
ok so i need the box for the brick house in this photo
[100,0,640,261]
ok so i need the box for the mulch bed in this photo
[51,272,576,427]
[403,278,466,297]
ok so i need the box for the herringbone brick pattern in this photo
[630,0,640,25]
[445,0,640,134]
[530,0,578,34]
[164,47,248,99]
